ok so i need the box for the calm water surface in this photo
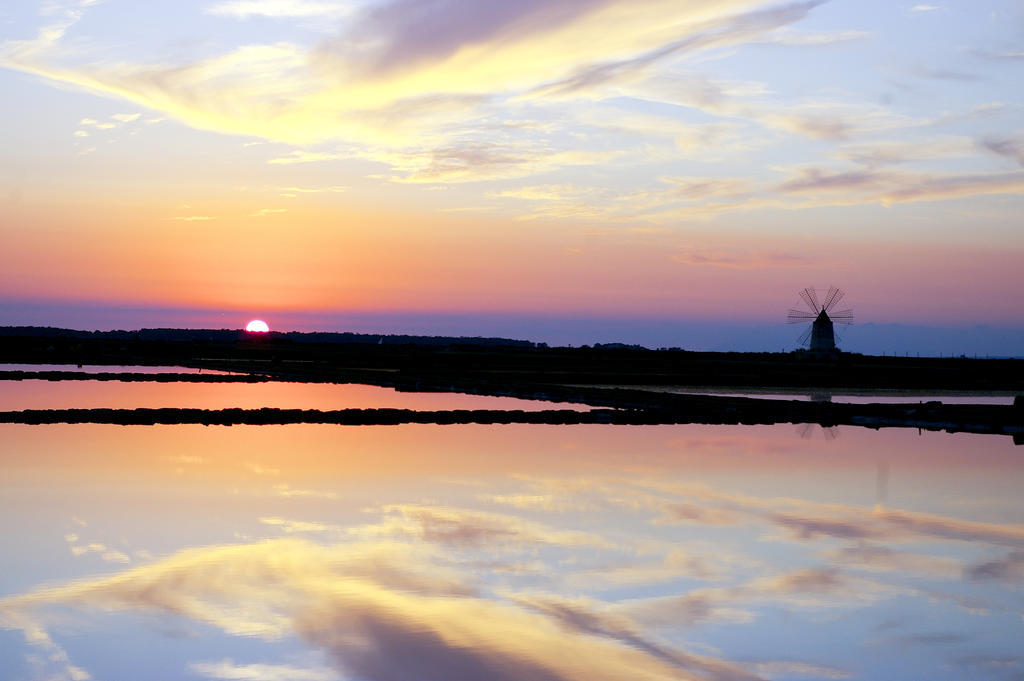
[0,380,583,411]
[657,388,1016,405]
[0,364,240,374]
[1,421,1022,681]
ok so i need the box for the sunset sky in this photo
[2,0,1022,352]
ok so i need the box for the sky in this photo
[1,0,1023,353]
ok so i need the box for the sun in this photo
[245,319,270,333]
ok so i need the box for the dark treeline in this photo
[0,371,268,383]
[0,326,541,348]
[2,326,1023,392]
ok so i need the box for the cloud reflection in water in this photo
[1,424,1022,681]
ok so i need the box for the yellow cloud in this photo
[267,151,345,165]
[259,516,337,533]
[1,0,773,151]
[0,539,731,681]
[190,659,336,681]
[278,185,348,193]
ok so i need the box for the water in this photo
[649,387,1017,405]
[1,420,1021,681]
[0,380,585,411]
[0,363,240,374]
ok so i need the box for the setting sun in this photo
[245,319,270,333]
[0,2,1020,679]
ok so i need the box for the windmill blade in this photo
[796,424,815,439]
[830,308,854,324]
[799,287,820,312]
[806,287,821,311]
[823,287,845,312]
[787,309,817,323]
[823,426,840,441]
[798,326,812,347]
[822,286,838,311]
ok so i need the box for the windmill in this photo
[796,423,839,440]
[787,286,853,351]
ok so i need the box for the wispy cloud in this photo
[566,547,724,587]
[914,66,982,83]
[75,113,142,143]
[663,177,754,200]
[973,49,1024,61]
[67,539,131,564]
[616,566,903,630]
[480,491,597,512]
[245,462,279,475]
[775,166,1024,206]
[385,144,621,184]
[191,659,337,681]
[929,102,1009,126]
[271,483,338,499]
[748,661,851,679]
[79,118,115,130]
[267,151,346,165]
[508,591,765,681]
[617,71,918,144]
[278,185,349,196]
[671,250,810,270]
[530,1,826,99]
[952,655,1024,677]
[756,28,870,46]
[964,550,1024,583]
[833,136,975,167]
[822,544,963,578]
[979,135,1024,166]
[206,1,351,20]
[259,517,337,534]
[494,183,623,220]
[524,475,1024,554]
[353,504,612,549]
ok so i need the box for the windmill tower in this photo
[787,286,853,352]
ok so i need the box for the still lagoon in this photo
[0,380,580,412]
[1,406,1022,680]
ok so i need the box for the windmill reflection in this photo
[795,423,839,440]
[796,390,838,439]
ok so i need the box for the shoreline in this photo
[2,398,1020,441]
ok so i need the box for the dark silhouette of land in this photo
[1,398,1020,441]
[1,326,1021,440]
